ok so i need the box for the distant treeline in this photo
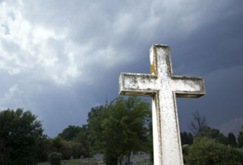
[0,97,243,165]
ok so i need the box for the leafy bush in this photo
[48,152,62,165]
[51,137,85,160]
[185,137,243,165]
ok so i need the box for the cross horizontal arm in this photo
[119,73,157,96]
[172,76,206,98]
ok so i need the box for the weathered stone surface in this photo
[119,45,205,165]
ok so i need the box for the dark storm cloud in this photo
[172,6,243,74]
[0,0,243,136]
[177,65,243,132]
[171,1,243,133]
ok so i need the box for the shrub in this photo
[185,137,243,165]
[48,152,62,165]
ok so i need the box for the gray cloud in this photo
[0,0,242,136]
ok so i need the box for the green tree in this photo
[88,96,150,165]
[74,125,90,157]
[238,126,243,148]
[58,125,82,141]
[0,108,44,165]
[186,137,243,165]
[181,132,193,145]
[87,105,105,152]
[36,136,53,162]
[58,140,84,159]
[197,126,228,145]
[227,132,237,147]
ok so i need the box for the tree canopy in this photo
[1,104,242,165]
[0,108,44,165]
[238,126,243,148]
[58,125,82,141]
[87,96,151,164]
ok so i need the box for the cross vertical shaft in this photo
[119,45,205,165]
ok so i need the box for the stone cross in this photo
[119,45,205,165]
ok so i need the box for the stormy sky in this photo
[0,0,242,137]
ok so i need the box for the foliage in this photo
[73,125,90,157]
[48,137,86,160]
[238,126,243,148]
[190,111,228,145]
[227,132,237,147]
[0,108,44,165]
[48,152,62,165]
[59,140,84,159]
[181,132,193,145]
[87,96,151,164]
[185,137,243,165]
[197,126,228,145]
[36,136,53,162]
[31,136,87,162]
[3,104,243,165]
[58,125,82,141]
